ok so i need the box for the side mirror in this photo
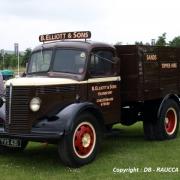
[21,72,26,77]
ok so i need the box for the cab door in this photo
[87,50,121,124]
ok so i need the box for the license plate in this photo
[0,138,22,148]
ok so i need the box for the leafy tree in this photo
[155,33,167,46]
[4,54,11,68]
[169,36,180,47]
[115,42,123,45]
[0,53,23,69]
[0,54,3,69]
[22,48,32,66]
[135,41,143,45]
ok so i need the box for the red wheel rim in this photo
[165,108,177,135]
[73,122,96,158]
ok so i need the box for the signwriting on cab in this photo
[39,31,91,42]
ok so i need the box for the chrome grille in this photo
[5,86,31,134]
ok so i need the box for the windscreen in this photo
[28,50,52,73]
[53,49,86,74]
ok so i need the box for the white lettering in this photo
[146,54,157,61]
[144,167,152,172]
[113,167,139,174]
[161,63,177,69]
[156,167,179,172]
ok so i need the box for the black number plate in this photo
[0,138,22,147]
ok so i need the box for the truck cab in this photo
[0,31,121,167]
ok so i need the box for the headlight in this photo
[30,97,41,112]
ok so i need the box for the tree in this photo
[135,41,143,45]
[0,53,24,69]
[115,42,123,45]
[22,48,32,66]
[155,33,167,46]
[169,36,180,47]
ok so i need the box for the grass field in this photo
[0,122,179,180]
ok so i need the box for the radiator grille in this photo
[5,86,31,134]
[36,85,75,94]
[5,84,76,134]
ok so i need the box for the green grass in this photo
[0,122,180,180]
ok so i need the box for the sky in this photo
[0,0,180,51]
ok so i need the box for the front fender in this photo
[34,102,103,135]
[57,102,103,133]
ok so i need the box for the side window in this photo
[90,50,114,76]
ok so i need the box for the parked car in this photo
[0,69,14,81]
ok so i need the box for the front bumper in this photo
[0,127,64,141]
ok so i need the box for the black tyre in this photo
[143,105,157,140]
[155,99,179,140]
[58,113,102,167]
[143,121,156,140]
[105,124,113,132]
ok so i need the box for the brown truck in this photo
[0,31,179,167]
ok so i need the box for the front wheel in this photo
[58,113,102,167]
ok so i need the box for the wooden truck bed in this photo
[115,45,180,104]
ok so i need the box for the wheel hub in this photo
[82,133,91,148]
[165,117,169,124]
[73,122,96,158]
[165,108,177,135]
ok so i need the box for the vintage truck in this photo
[0,31,179,167]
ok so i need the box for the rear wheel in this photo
[164,108,178,136]
[155,99,179,140]
[143,105,157,140]
[143,121,156,140]
[58,113,102,167]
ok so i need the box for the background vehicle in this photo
[0,69,14,81]
[0,31,179,167]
